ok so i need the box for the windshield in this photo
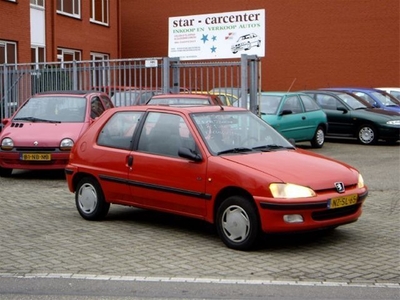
[337,93,368,109]
[13,96,87,122]
[371,91,400,106]
[191,110,293,154]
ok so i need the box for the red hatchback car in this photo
[65,105,368,250]
[0,90,113,177]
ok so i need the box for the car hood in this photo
[219,149,359,190]
[1,122,88,147]
[365,107,400,115]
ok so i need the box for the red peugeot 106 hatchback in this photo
[65,105,368,250]
[0,90,114,177]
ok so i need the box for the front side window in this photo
[138,112,193,157]
[91,0,109,25]
[57,0,80,18]
[282,96,303,114]
[0,41,17,64]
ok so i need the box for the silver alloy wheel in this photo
[359,126,375,144]
[77,183,98,214]
[221,205,250,242]
[316,128,325,145]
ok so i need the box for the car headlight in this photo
[269,183,316,199]
[1,137,14,150]
[386,120,400,125]
[358,173,365,189]
[60,138,74,151]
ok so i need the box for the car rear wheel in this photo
[310,126,325,148]
[216,196,260,251]
[76,177,110,221]
[358,124,377,145]
[0,166,12,177]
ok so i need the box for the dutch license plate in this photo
[329,194,358,209]
[21,153,51,161]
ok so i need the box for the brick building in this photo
[1,0,399,91]
[120,0,400,90]
[0,0,121,65]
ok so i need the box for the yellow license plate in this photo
[329,194,358,209]
[21,153,51,161]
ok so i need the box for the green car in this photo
[303,90,400,145]
[258,92,328,148]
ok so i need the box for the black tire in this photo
[216,195,260,251]
[357,124,377,145]
[0,167,12,177]
[75,177,110,221]
[310,126,325,148]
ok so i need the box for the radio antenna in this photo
[287,78,297,92]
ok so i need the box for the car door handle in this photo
[127,155,133,167]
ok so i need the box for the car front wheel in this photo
[310,126,325,148]
[0,166,12,177]
[358,124,377,145]
[75,177,110,221]
[216,196,260,251]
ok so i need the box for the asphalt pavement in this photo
[0,139,399,289]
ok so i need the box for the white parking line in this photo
[1,273,399,289]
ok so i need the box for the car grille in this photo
[312,203,361,221]
[15,147,57,152]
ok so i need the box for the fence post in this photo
[72,60,78,90]
[248,55,259,115]
[240,54,249,109]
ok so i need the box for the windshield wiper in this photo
[217,147,253,155]
[252,144,294,151]
[13,117,61,123]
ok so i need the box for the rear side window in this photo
[97,111,144,150]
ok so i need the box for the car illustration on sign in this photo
[231,33,261,54]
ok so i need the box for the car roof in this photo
[260,91,308,96]
[151,93,213,99]
[111,104,245,114]
[320,87,384,93]
[33,90,104,97]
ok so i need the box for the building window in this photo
[31,47,45,65]
[30,0,45,7]
[57,0,80,18]
[57,48,81,65]
[90,0,109,25]
[0,41,17,65]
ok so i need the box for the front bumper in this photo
[255,189,368,233]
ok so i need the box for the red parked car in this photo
[0,90,114,177]
[65,105,368,250]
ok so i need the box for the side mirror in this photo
[178,147,202,162]
[279,110,292,116]
[337,107,348,113]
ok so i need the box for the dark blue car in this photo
[320,87,400,113]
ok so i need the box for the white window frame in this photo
[0,40,17,65]
[57,48,81,67]
[90,0,109,26]
[30,0,45,8]
[57,0,81,19]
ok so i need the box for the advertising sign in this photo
[168,9,265,61]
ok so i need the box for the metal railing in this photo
[1,55,260,122]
